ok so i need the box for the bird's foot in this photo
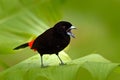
[59,62,66,66]
[41,65,48,68]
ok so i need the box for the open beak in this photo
[67,26,76,38]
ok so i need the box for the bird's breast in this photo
[52,36,70,52]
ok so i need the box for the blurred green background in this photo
[0,0,120,74]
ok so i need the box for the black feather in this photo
[14,43,28,50]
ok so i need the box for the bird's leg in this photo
[56,53,65,65]
[40,54,48,68]
[40,54,44,68]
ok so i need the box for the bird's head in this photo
[53,21,76,38]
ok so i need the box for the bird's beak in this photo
[67,26,76,38]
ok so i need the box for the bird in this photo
[14,21,76,67]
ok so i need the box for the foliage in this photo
[0,53,119,80]
[0,0,120,80]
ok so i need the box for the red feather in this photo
[28,40,36,51]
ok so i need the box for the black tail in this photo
[14,43,28,50]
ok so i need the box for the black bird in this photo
[14,21,76,67]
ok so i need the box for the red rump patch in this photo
[28,40,36,51]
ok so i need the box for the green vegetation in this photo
[0,53,119,80]
[0,0,120,80]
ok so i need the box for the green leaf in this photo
[83,62,118,80]
[0,0,62,54]
[0,53,119,80]
[72,54,119,80]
